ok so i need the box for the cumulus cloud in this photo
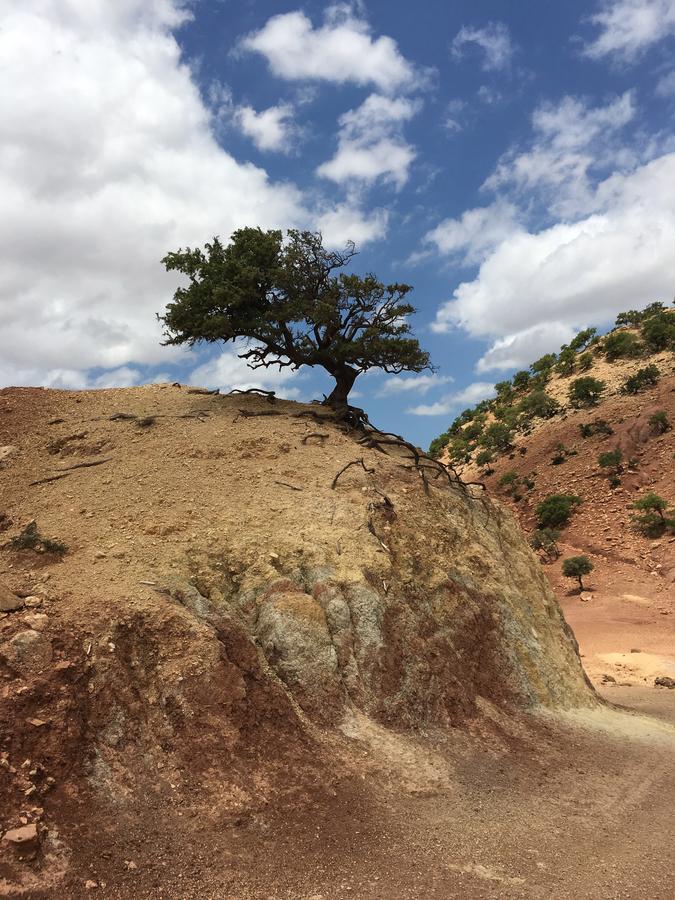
[240,6,420,93]
[475,324,577,373]
[582,0,675,61]
[314,201,389,248]
[432,154,675,370]
[656,68,675,96]
[376,373,454,397]
[189,345,304,397]
[421,201,521,266]
[407,382,496,416]
[234,103,295,152]
[0,2,315,389]
[485,92,636,214]
[451,22,515,71]
[317,94,419,188]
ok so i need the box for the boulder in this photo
[0,582,24,612]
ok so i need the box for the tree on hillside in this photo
[536,493,582,528]
[569,376,605,408]
[159,228,431,411]
[632,492,675,536]
[562,555,594,591]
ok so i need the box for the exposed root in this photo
[331,458,375,490]
[301,432,329,445]
[234,409,282,421]
[227,388,276,404]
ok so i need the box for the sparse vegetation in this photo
[649,410,671,434]
[530,527,562,561]
[536,494,582,529]
[640,311,675,352]
[632,492,675,536]
[550,443,577,465]
[6,521,68,554]
[603,330,643,361]
[569,376,605,408]
[562,555,594,591]
[598,448,623,473]
[579,419,613,438]
[577,352,594,372]
[621,364,660,395]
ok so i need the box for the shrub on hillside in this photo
[615,310,642,327]
[649,410,671,434]
[512,370,531,390]
[479,421,514,453]
[641,312,675,352]
[555,346,577,376]
[562,555,594,591]
[518,390,560,420]
[579,419,613,438]
[536,494,582,528]
[428,433,449,458]
[621,364,660,395]
[569,376,605,408]
[530,527,562,561]
[530,354,557,378]
[475,449,494,469]
[577,352,594,372]
[632,492,675,536]
[569,327,597,352]
[603,330,643,361]
[598,448,623,472]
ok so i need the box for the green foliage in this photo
[530,353,557,377]
[621,364,660,395]
[608,475,622,488]
[518,390,560,420]
[498,470,519,488]
[615,310,642,327]
[632,492,675,536]
[577,352,594,372]
[569,376,605,408]
[562,555,594,588]
[160,228,430,407]
[445,435,472,464]
[428,433,449,459]
[530,527,562,561]
[555,346,577,376]
[536,494,582,528]
[7,521,67,555]
[649,410,671,434]
[494,380,514,402]
[475,449,494,468]
[641,312,675,352]
[579,419,613,438]
[603,330,643,361]
[598,448,622,471]
[479,421,514,452]
[569,327,597,352]
[512,370,531,390]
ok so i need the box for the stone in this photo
[0,445,18,463]
[0,582,24,612]
[601,674,617,684]
[2,823,39,854]
[0,630,53,675]
[654,676,675,689]
[23,596,43,608]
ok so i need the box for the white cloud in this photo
[189,345,304,397]
[432,154,675,371]
[582,0,675,61]
[475,323,577,373]
[376,373,454,397]
[422,201,521,265]
[407,382,496,417]
[656,68,675,96]
[485,92,636,214]
[0,1,313,389]
[451,22,515,71]
[315,201,389,248]
[235,103,295,152]
[240,6,420,93]
[317,93,419,188]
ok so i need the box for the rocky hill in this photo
[0,383,598,895]
[431,303,675,693]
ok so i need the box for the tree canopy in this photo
[159,228,431,409]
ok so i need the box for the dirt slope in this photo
[1,385,673,898]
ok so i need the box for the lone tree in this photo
[562,555,594,591]
[159,228,431,411]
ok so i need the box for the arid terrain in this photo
[1,383,674,899]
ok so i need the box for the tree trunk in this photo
[577,576,584,591]
[325,366,358,412]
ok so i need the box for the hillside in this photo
[0,384,673,898]
[431,303,675,694]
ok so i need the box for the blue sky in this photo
[1,1,675,447]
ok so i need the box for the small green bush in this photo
[512,370,531,390]
[479,421,514,452]
[632,492,675,536]
[579,419,613,438]
[569,328,597,352]
[475,449,494,468]
[536,493,582,528]
[641,312,675,352]
[518,390,560,420]
[603,331,643,361]
[577,352,594,372]
[562,555,594,590]
[569,376,605,408]
[649,410,671,434]
[498,470,519,489]
[598,448,622,471]
[555,347,576,376]
[622,364,660,395]
[530,527,562,561]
